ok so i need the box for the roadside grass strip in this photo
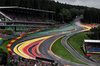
[51,37,85,64]
[13,36,52,59]
[50,36,64,59]
[68,33,89,56]
[0,39,13,54]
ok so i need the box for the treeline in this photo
[56,8,84,22]
[81,8,100,24]
[0,0,86,23]
[0,0,86,11]
[87,26,100,40]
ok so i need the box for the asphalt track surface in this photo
[39,19,90,66]
[10,18,100,66]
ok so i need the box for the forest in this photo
[0,0,100,23]
[0,0,86,23]
[81,8,100,24]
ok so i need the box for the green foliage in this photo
[70,8,79,18]
[69,33,89,56]
[0,0,86,22]
[56,13,64,22]
[52,37,86,64]
[82,8,100,23]
[0,39,13,54]
[62,8,72,20]
[56,8,72,23]
[87,26,100,40]
[0,48,3,52]
[0,39,15,66]
[70,8,84,18]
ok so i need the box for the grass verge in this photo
[51,37,86,64]
[0,39,15,65]
[68,33,89,56]
[0,39,13,55]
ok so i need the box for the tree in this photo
[70,8,80,18]
[56,13,64,22]
[0,0,90,23]
[87,26,100,40]
[61,8,72,22]
[82,8,100,24]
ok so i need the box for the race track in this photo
[10,19,99,66]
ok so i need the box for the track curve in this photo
[10,18,99,66]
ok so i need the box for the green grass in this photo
[68,33,89,56]
[0,39,14,65]
[0,39,13,54]
[51,37,86,64]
